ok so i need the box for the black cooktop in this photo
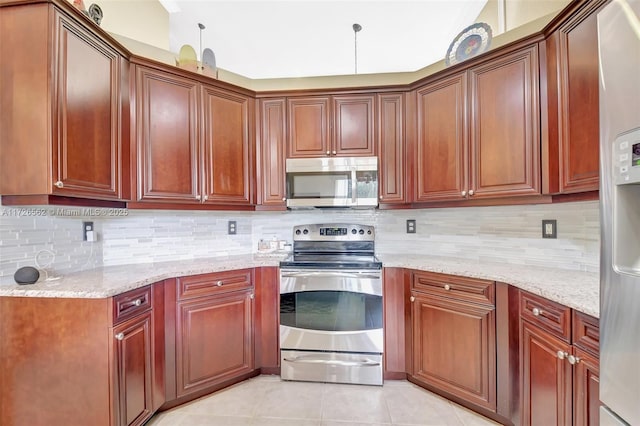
[279,253,382,270]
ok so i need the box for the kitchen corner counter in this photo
[1,253,599,318]
[379,254,600,318]
[0,254,285,299]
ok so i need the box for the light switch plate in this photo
[406,219,416,234]
[542,219,557,239]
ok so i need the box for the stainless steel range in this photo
[279,224,383,386]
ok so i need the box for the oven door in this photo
[279,269,383,354]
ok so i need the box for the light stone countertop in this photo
[0,253,599,318]
[379,254,599,318]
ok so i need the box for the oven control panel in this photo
[293,224,375,241]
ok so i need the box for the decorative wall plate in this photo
[445,22,492,66]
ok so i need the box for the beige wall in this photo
[476,0,571,35]
[95,0,169,50]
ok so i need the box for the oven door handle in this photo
[280,270,381,280]
[283,356,381,367]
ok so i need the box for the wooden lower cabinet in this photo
[175,289,254,397]
[409,271,497,413]
[519,291,600,426]
[112,311,154,426]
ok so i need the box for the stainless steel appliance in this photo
[279,224,383,385]
[598,1,640,424]
[285,157,378,208]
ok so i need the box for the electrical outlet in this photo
[228,220,237,235]
[406,219,416,234]
[542,219,557,239]
[82,221,94,241]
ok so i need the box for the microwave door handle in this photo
[351,169,357,205]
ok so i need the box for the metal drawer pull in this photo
[410,296,415,302]
[216,281,223,287]
[444,284,451,291]
[250,293,254,299]
[115,333,124,341]
[54,181,64,188]
[557,351,568,360]
[134,299,142,306]
[468,189,474,196]
[120,297,145,312]
[532,307,542,316]
[567,355,581,365]
[283,357,380,367]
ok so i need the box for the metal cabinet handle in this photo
[444,284,451,291]
[282,197,286,201]
[134,299,142,306]
[410,296,415,302]
[250,293,254,300]
[216,281,223,287]
[461,190,467,197]
[532,307,542,316]
[379,195,383,200]
[203,195,208,201]
[195,194,201,201]
[556,350,568,360]
[468,189,474,196]
[55,181,64,188]
[332,150,337,155]
[567,355,581,365]
[115,333,124,341]
[326,151,330,155]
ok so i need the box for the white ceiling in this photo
[158,0,489,79]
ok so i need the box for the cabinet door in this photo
[257,98,287,208]
[520,320,572,426]
[542,1,605,194]
[333,94,376,156]
[135,66,200,202]
[202,85,253,204]
[287,97,330,157]
[573,348,599,426]
[414,74,467,202]
[53,11,124,199]
[469,46,540,198]
[113,312,153,426]
[411,292,496,411]
[176,290,253,397]
[377,93,406,205]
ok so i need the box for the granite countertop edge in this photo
[0,253,600,318]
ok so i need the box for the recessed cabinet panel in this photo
[377,93,405,204]
[56,17,118,196]
[202,86,252,204]
[415,74,467,202]
[258,98,287,207]
[469,47,540,198]
[333,95,376,156]
[288,97,329,157]
[136,67,200,202]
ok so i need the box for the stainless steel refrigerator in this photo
[598,0,640,424]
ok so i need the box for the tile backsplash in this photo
[0,201,600,279]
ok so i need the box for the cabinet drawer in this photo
[178,269,253,300]
[113,285,152,325]
[572,310,599,357]
[411,271,495,305]
[520,291,571,341]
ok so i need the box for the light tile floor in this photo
[146,375,503,426]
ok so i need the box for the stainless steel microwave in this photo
[285,157,378,208]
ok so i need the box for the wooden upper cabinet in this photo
[542,0,606,195]
[414,74,467,202]
[201,85,253,205]
[257,98,287,208]
[332,95,376,156]
[287,97,330,157]
[0,3,128,202]
[133,64,254,207]
[469,45,541,199]
[377,93,406,205]
[287,94,375,158]
[134,66,200,203]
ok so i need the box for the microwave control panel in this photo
[614,127,640,185]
